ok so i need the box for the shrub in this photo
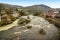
[0,22,3,26]
[33,11,42,16]
[26,26,32,29]
[18,18,31,26]
[39,28,46,35]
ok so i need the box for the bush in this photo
[0,21,10,27]
[33,11,41,16]
[0,20,13,27]
[0,22,3,26]
[39,28,46,35]
[18,18,31,26]
[26,26,32,29]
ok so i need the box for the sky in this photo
[0,0,60,8]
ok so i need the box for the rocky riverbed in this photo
[0,15,59,40]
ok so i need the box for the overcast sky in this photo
[0,0,60,8]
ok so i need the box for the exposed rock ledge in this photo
[0,15,59,40]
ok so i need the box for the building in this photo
[54,10,60,18]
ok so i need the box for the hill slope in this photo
[24,4,52,13]
[0,3,23,9]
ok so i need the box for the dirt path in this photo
[0,19,19,31]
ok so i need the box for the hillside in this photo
[0,3,23,9]
[0,3,52,13]
[24,4,52,13]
